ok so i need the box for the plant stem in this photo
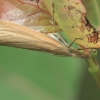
[86,50,100,87]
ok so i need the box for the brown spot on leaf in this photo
[86,31,99,43]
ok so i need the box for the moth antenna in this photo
[52,2,55,24]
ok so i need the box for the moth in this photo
[0,0,96,58]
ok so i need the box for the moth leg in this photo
[49,33,83,48]
[43,2,56,33]
[48,33,88,57]
[48,33,78,57]
[51,2,55,25]
[68,38,83,48]
[43,2,60,34]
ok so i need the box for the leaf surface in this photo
[0,0,61,33]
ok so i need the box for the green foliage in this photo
[0,0,100,100]
[0,46,85,100]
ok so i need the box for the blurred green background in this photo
[0,0,100,100]
[0,46,100,100]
